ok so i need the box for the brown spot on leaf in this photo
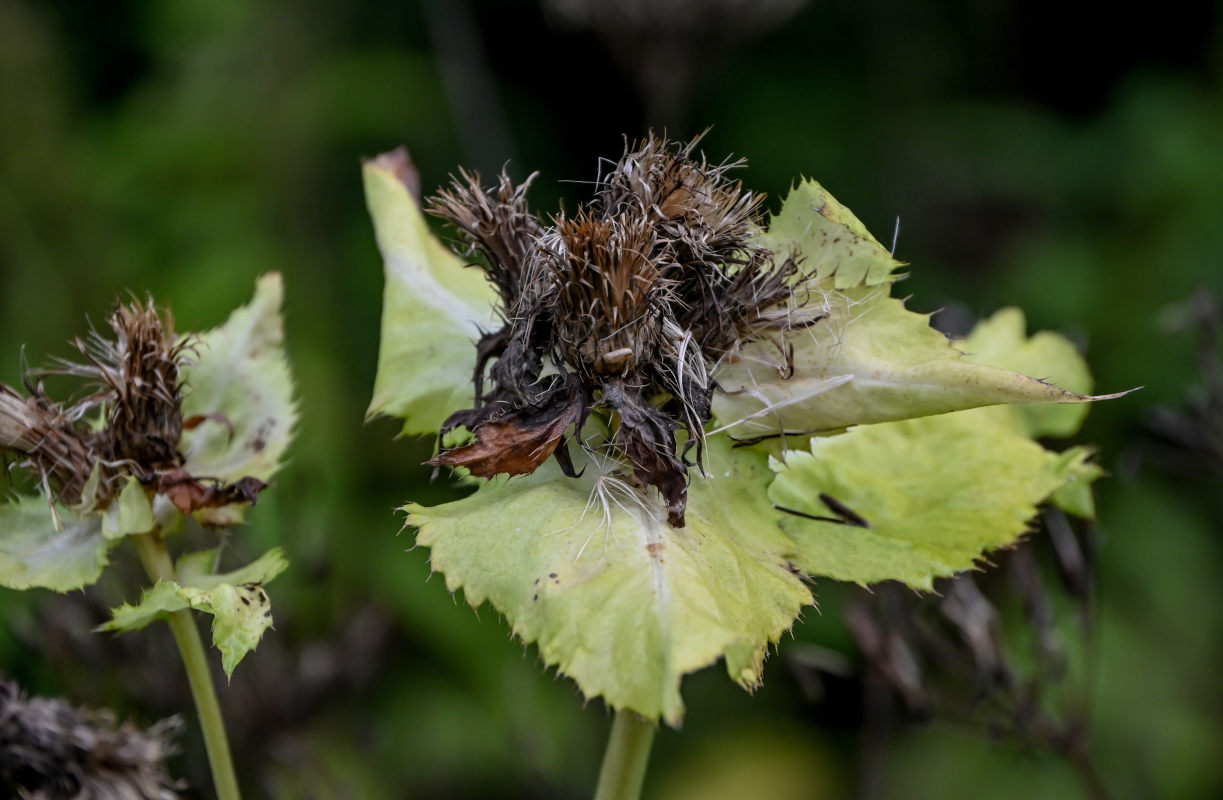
[368,147,421,201]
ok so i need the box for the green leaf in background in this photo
[178,272,298,526]
[409,438,809,725]
[1049,450,1105,519]
[768,409,1095,590]
[364,149,498,435]
[0,496,108,592]
[101,546,289,677]
[954,307,1095,438]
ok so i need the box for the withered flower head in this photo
[1,297,265,516]
[427,133,821,526]
[0,677,184,800]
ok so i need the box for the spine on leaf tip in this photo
[426,132,819,527]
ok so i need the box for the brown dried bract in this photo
[429,395,583,478]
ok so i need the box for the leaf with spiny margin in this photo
[177,273,298,526]
[0,496,108,591]
[768,409,1095,590]
[364,148,499,435]
[407,437,810,726]
[714,182,1123,438]
[954,307,1094,438]
[713,288,1117,438]
[760,178,903,289]
[100,547,289,677]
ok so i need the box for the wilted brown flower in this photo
[426,132,822,526]
[0,677,184,800]
[0,297,265,518]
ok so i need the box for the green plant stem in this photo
[134,532,242,800]
[594,710,656,800]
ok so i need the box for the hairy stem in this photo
[594,710,656,800]
[134,532,242,800]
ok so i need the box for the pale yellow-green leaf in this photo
[364,150,498,435]
[714,290,1110,438]
[955,307,1094,438]
[177,272,298,526]
[102,580,191,628]
[100,546,288,677]
[183,581,277,677]
[761,178,903,289]
[100,477,155,539]
[0,496,109,591]
[408,439,809,725]
[768,409,1095,590]
[174,546,290,590]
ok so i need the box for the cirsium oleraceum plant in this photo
[0,274,296,799]
[365,135,1124,726]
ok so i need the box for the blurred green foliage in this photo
[1,0,1221,797]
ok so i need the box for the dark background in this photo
[1,0,1221,797]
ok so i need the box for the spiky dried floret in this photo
[0,386,98,506]
[427,167,545,309]
[429,168,550,409]
[427,132,818,526]
[0,677,184,800]
[40,299,189,480]
[1,297,268,517]
[545,208,670,376]
[595,132,763,265]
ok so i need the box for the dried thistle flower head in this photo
[0,677,184,800]
[1,296,265,516]
[427,132,817,526]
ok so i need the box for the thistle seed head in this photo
[1,297,266,517]
[429,132,818,526]
[0,677,184,800]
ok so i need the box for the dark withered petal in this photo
[603,382,689,527]
[430,391,584,478]
[156,469,268,515]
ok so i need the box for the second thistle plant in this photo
[0,274,297,799]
